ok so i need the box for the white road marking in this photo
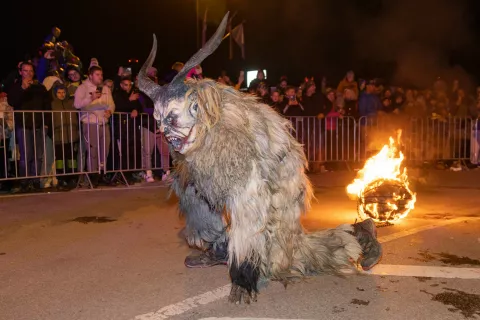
[134,285,231,320]
[133,217,480,319]
[199,318,313,320]
[377,217,479,244]
[0,184,168,199]
[366,264,480,279]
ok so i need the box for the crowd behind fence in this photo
[0,111,170,189]
[289,115,480,164]
[1,111,479,188]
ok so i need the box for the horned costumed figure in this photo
[138,12,382,304]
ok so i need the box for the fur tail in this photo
[286,224,362,280]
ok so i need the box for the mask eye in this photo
[190,103,198,116]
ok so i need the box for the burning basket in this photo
[357,178,415,222]
[347,136,416,223]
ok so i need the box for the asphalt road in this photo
[0,171,479,320]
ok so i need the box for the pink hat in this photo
[147,67,157,77]
[89,58,99,68]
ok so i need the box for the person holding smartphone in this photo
[73,66,115,185]
[281,86,304,116]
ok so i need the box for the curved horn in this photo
[138,34,164,101]
[171,12,230,85]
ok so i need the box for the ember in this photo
[346,133,416,223]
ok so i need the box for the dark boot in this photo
[57,177,74,191]
[184,241,228,268]
[352,218,382,271]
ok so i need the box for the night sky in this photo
[3,0,480,89]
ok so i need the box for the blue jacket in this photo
[358,92,382,118]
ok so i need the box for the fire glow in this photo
[346,135,416,223]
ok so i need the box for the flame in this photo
[346,134,416,223]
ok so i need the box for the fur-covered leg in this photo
[179,184,226,249]
[228,258,260,304]
[265,214,362,281]
[295,224,363,276]
[175,182,228,267]
[226,165,271,303]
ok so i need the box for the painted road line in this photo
[134,285,231,320]
[199,318,313,320]
[377,217,480,244]
[133,217,479,320]
[366,264,480,279]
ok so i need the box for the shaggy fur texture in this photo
[169,79,363,300]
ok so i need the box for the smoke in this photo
[351,0,474,88]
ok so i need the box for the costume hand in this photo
[131,110,138,118]
[317,113,325,119]
[104,110,112,119]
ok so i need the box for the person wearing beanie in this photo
[147,66,157,78]
[65,64,84,97]
[42,75,63,92]
[163,61,184,84]
[89,58,99,69]
[51,83,80,190]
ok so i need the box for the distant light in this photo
[135,59,139,63]
[128,59,131,63]
[246,69,267,88]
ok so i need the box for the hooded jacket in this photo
[51,85,80,144]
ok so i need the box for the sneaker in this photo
[161,170,171,181]
[145,170,155,183]
[352,218,382,271]
[184,249,228,268]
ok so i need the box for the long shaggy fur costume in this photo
[170,79,362,301]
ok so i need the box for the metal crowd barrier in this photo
[288,116,357,163]
[1,111,479,188]
[286,115,479,166]
[0,110,170,187]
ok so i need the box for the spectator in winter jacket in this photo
[280,86,305,117]
[358,80,382,122]
[337,70,359,97]
[268,90,281,112]
[65,64,84,98]
[337,70,359,117]
[51,83,79,190]
[112,76,142,181]
[73,66,115,184]
[0,92,13,184]
[301,81,326,117]
[256,82,270,104]
[7,61,52,192]
[138,75,170,182]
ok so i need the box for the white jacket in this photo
[74,79,115,125]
